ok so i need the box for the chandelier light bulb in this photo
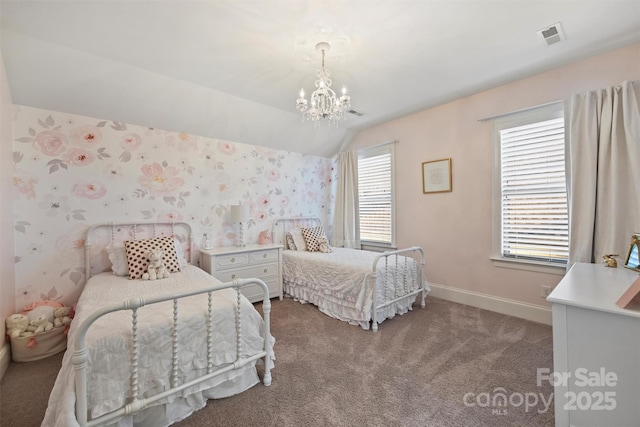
[299,88,305,98]
[342,86,347,95]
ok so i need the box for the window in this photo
[357,143,395,247]
[492,103,568,269]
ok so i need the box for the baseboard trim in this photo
[428,283,552,325]
[0,343,10,381]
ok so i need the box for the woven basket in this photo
[10,326,67,362]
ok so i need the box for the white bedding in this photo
[42,265,274,427]
[283,248,419,329]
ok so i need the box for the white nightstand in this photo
[199,244,283,303]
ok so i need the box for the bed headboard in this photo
[85,222,193,279]
[271,217,322,248]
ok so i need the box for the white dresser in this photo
[547,263,640,427]
[199,244,283,303]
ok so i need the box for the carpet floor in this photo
[0,296,554,426]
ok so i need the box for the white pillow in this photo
[174,239,188,266]
[106,241,129,276]
[289,229,307,251]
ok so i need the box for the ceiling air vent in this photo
[537,22,566,46]
[348,109,364,117]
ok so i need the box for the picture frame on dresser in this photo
[199,244,283,303]
[624,233,640,272]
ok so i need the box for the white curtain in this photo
[566,80,640,266]
[331,150,360,248]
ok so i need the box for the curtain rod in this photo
[477,100,563,122]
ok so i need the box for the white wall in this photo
[349,43,640,314]
[0,49,16,378]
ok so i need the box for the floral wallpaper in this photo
[12,105,336,309]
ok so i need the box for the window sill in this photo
[361,242,397,253]
[490,256,567,275]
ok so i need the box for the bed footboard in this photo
[73,278,273,427]
[370,247,430,332]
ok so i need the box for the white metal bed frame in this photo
[72,222,273,426]
[272,217,430,332]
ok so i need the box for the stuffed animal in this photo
[6,313,30,338]
[142,249,170,280]
[29,315,54,334]
[317,235,332,253]
[25,305,55,324]
[53,307,72,328]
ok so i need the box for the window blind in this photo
[358,151,393,244]
[500,117,568,263]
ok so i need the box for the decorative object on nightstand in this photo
[258,229,271,245]
[602,254,618,268]
[203,233,213,250]
[199,244,283,303]
[230,205,249,247]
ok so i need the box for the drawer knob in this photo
[231,257,235,262]
[263,254,267,258]
[231,274,236,279]
[264,268,268,273]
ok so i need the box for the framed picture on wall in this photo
[422,158,452,193]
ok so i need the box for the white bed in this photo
[42,222,274,427]
[273,217,430,331]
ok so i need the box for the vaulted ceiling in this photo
[2,0,639,157]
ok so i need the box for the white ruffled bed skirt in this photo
[284,279,416,330]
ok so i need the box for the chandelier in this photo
[296,42,351,125]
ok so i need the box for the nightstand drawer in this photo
[251,249,278,263]
[199,244,283,304]
[215,253,249,269]
[216,263,278,282]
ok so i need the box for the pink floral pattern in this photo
[257,195,271,208]
[72,181,107,199]
[158,211,183,222]
[13,173,38,199]
[70,126,102,146]
[65,148,95,167]
[137,162,185,196]
[12,106,334,307]
[121,133,142,150]
[217,142,236,155]
[33,130,67,156]
[176,133,198,151]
